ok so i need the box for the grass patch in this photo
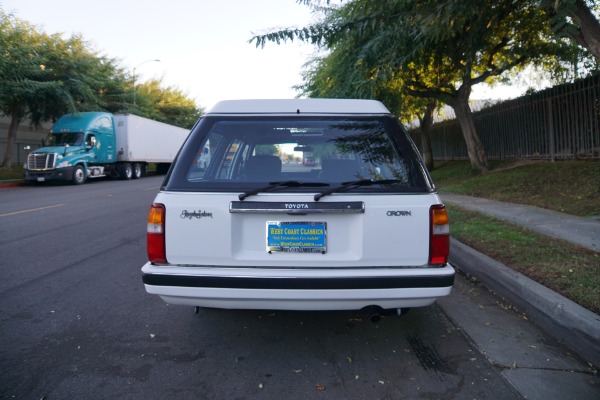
[0,165,24,181]
[448,204,600,314]
[431,160,600,217]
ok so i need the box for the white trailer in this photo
[114,114,189,174]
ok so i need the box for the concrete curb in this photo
[0,181,27,189]
[450,238,600,367]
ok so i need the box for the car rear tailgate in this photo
[158,191,440,268]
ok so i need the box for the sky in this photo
[2,0,526,113]
[2,0,317,111]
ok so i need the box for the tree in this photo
[297,45,440,170]
[0,9,203,170]
[541,0,600,60]
[253,0,580,172]
[132,79,203,129]
[0,10,125,169]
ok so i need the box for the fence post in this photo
[546,97,555,162]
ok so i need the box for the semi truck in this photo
[23,112,190,184]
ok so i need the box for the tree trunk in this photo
[1,106,23,171]
[418,102,436,171]
[448,89,490,172]
[571,0,600,60]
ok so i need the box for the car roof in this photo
[206,99,391,115]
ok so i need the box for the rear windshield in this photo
[163,115,433,193]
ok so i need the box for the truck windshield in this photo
[46,132,84,146]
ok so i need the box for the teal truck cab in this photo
[23,112,189,185]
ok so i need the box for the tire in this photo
[132,163,143,179]
[72,165,86,185]
[120,163,133,180]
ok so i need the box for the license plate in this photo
[37,177,45,182]
[266,221,327,254]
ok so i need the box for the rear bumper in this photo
[141,263,455,310]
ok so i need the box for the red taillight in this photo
[429,205,449,265]
[147,203,166,263]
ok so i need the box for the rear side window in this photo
[165,116,432,193]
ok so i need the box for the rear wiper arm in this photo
[239,180,329,201]
[314,179,403,201]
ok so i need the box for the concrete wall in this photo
[0,116,52,165]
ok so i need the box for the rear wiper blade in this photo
[239,180,329,201]
[314,179,404,201]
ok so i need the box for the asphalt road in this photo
[0,176,594,399]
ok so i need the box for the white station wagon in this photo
[142,99,454,318]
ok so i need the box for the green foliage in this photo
[0,10,125,123]
[255,0,593,173]
[0,8,203,168]
[0,10,52,120]
[132,79,204,129]
[256,0,594,101]
[539,0,600,60]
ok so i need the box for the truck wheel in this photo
[73,165,86,185]
[132,163,143,179]
[120,163,133,180]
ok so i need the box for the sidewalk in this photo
[439,192,600,368]
[441,192,599,252]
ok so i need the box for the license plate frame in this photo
[266,221,327,254]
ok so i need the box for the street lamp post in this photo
[133,59,160,106]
